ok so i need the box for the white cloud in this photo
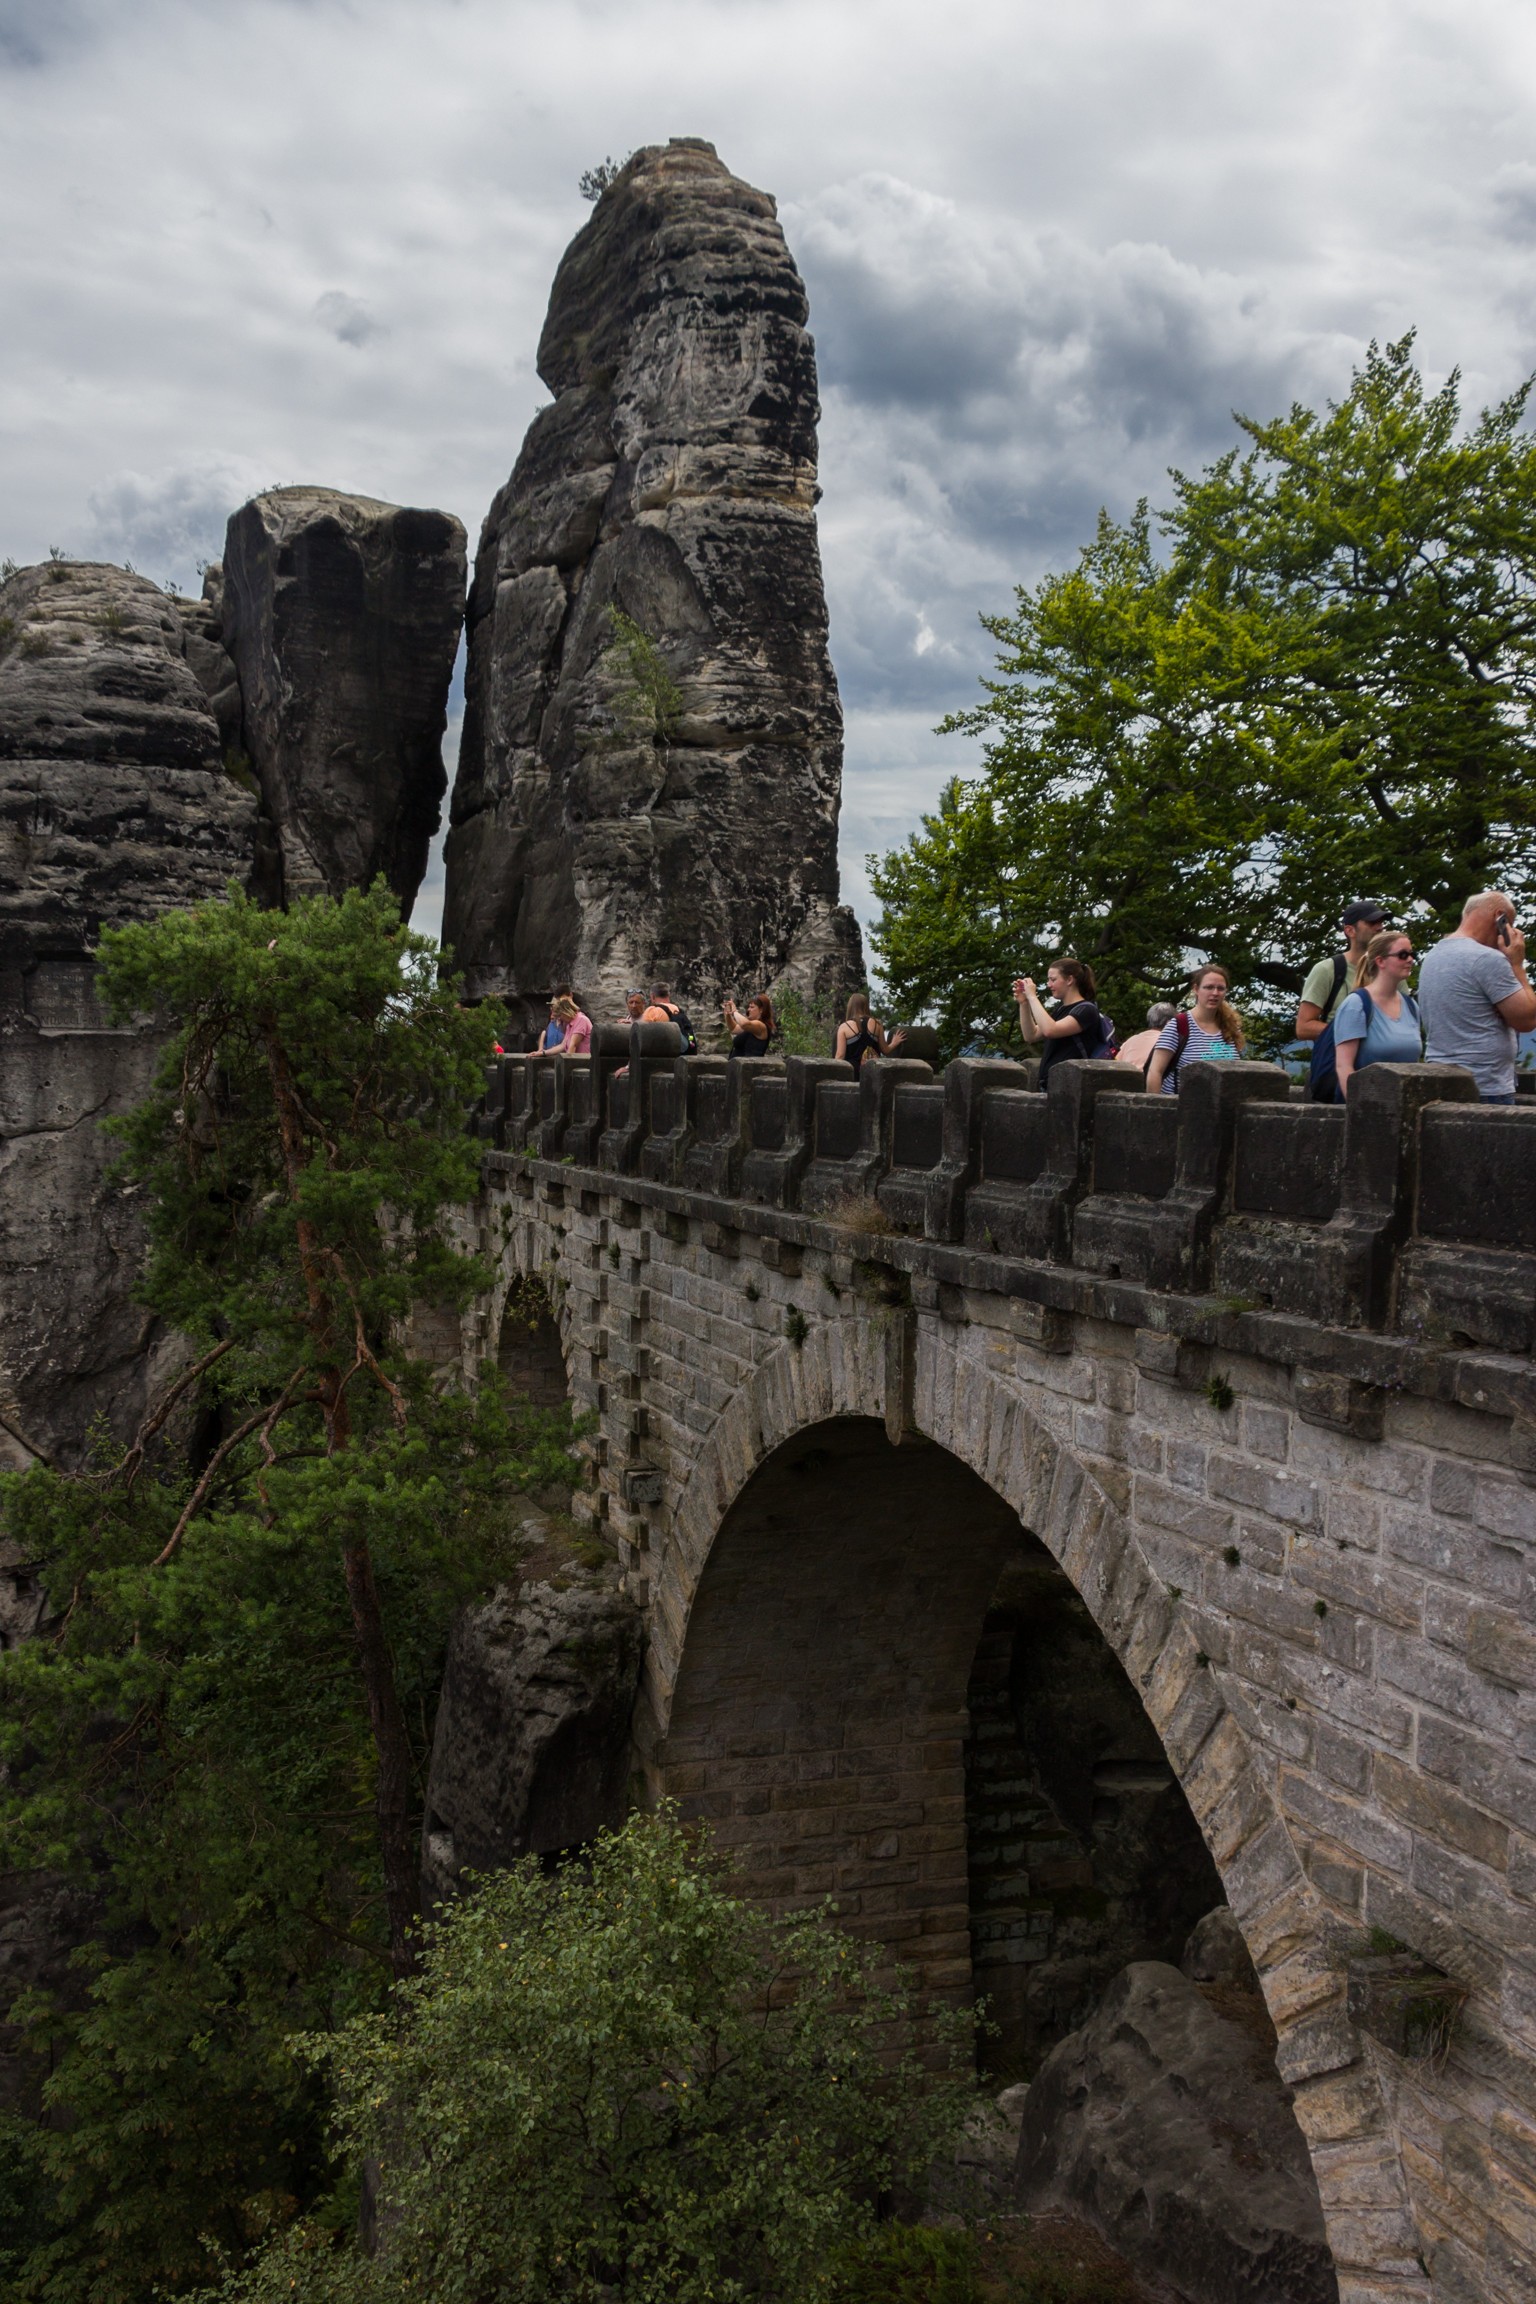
[4,0,1536,948]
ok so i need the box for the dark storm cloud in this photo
[312,290,385,347]
[0,0,97,69]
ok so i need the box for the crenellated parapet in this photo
[477,1040,1536,1386]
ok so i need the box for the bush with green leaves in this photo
[205,1805,977,2304]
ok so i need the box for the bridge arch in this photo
[641,1309,1421,2302]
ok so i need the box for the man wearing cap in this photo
[1293,902,1389,1044]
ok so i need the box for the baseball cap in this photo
[1340,900,1389,928]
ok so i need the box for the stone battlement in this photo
[478,1035,1536,1421]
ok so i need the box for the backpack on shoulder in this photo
[660,1001,699,1056]
[1308,987,1375,1104]
[1145,1011,1190,1079]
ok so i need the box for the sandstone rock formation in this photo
[442,137,863,1039]
[220,488,466,908]
[0,498,467,1469]
[421,1555,643,1905]
[0,561,258,1466]
[1015,1960,1338,2304]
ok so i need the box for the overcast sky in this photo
[5,0,1536,954]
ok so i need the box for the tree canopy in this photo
[870,336,1536,1053]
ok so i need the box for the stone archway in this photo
[496,1273,570,1408]
[641,1311,1430,2304]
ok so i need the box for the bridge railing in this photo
[476,1035,1536,1351]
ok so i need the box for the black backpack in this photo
[659,1000,698,1056]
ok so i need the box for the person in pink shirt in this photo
[552,995,592,1056]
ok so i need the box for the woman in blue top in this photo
[1332,931,1420,1095]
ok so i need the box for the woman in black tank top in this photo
[723,993,774,1056]
[835,993,906,1074]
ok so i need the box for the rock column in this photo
[220,487,467,908]
[443,137,864,1039]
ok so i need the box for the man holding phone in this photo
[1418,891,1536,1102]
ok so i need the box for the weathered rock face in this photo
[1015,1961,1338,2304]
[0,562,258,1467]
[442,137,863,1038]
[421,1566,643,1905]
[220,488,467,908]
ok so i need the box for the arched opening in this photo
[496,1274,569,1407]
[660,1415,1222,2072]
[658,1412,1345,2304]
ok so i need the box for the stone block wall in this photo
[469,1040,1536,2298]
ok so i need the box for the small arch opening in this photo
[496,1274,569,1407]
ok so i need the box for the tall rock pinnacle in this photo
[442,137,864,1036]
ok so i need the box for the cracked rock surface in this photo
[442,137,863,1037]
[1014,1959,1338,2304]
[220,487,466,908]
[421,1529,643,1906]
[0,561,258,1469]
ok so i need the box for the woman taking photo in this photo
[722,993,775,1057]
[1013,957,1108,1082]
[1332,931,1420,1095]
[1146,967,1245,1094]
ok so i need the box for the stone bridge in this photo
[467,1029,1536,2304]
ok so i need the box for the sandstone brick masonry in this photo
[470,1035,1536,2304]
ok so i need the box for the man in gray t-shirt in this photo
[1418,891,1536,1100]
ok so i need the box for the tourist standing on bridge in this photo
[723,993,775,1056]
[552,995,592,1057]
[1013,958,1110,1081]
[1331,932,1421,1097]
[1418,892,1536,1104]
[1294,901,1390,1044]
[1146,967,1246,1093]
[1117,1001,1178,1072]
[835,992,906,1072]
[541,984,577,1050]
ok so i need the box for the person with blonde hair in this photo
[552,993,591,1057]
[1331,930,1421,1097]
[1146,966,1245,1094]
[834,992,905,1074]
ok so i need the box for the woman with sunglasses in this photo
[1332,931,1421,1096]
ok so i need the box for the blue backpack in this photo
[1308,987,1420,1103]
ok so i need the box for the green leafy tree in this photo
[871,336,1536,1054]
[203,1806,977,2304]
[0,884,575,2300]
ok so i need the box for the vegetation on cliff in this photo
[872,336,1536,1053]
[0,886,573,2301]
